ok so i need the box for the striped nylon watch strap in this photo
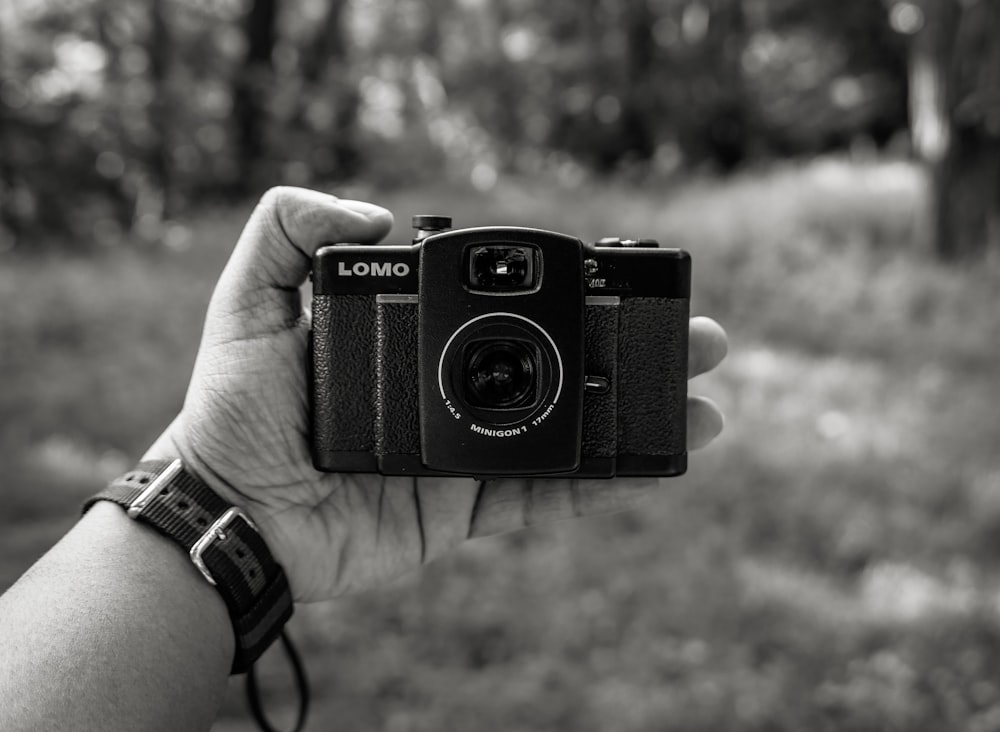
[83,459,294,674]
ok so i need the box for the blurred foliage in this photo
[0,0,918,250]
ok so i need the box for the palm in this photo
[163,322,474,602]
[144,188,727,604]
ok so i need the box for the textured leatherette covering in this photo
[312,294,375,452]
[617,297,688,456]
[375,300,420,456]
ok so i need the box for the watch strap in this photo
[84,459,294,674]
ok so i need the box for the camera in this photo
[309,215,690,479]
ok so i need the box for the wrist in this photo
[84,458,294,673]
[84,500,236,661]
[141,442,289,576]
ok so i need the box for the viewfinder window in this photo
[467,244,538,291]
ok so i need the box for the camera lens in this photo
[464,340,537,409]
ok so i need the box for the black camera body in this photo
[310,216,690,480]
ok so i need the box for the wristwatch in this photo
[83,458,294,674]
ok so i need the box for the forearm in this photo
[0,502,234,731]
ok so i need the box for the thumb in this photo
[208,186,393,340]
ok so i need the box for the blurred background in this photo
[2,0,1000,729]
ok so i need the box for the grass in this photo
[3,157,1000,730]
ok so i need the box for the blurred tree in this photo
[896,0,1000,258]
[0,1,134,248]
[3,0,970,251]
[144,0,174,235]
[619,0,658,165]
[901,0,957,257]
[93,0,136,235]
[0,70,20,247]
[678,0,750,170]
[233,0,277,193]
[746,0,907,156]
[948,1,1000,258]
[293,0,359,179]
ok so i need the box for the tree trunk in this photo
[909,0,1000,259]
[703,0,748,171]
[944,0,1000,258]
[620,0,658,163]
[298,0,359,179]
[233,0,278,192]
[141,0,172,236]
[909,0,959,256]
[673,0,748,172]
[0,52,18,247]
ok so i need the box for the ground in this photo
[3,158,1000,731]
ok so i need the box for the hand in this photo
[145,187,728,602]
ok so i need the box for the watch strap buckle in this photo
[190,506,259,586]
[126,458,184,519]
